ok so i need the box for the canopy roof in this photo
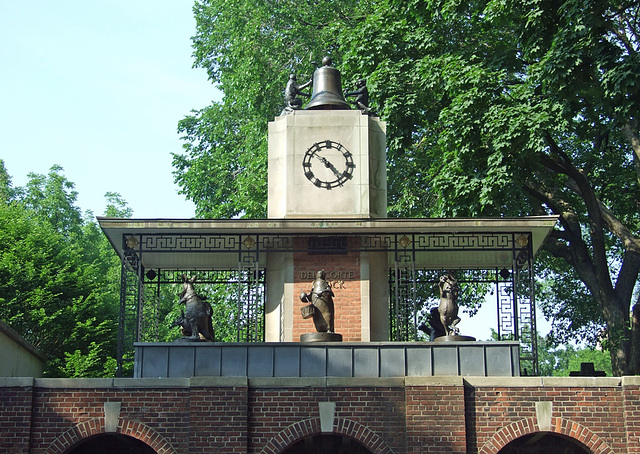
[98,216,558,270]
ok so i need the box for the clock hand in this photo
[315,155,343,179]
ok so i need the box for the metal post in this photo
[116,257,127,377]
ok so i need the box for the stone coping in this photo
[1,376,633,389]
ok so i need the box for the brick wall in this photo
[293,237,362,341]
[466,377,628,454]
[406,383,467,453]
[248,382,406,454]
[1,377,639,454]
[189,385,248,453]
[0,384,33,453]
[30,387,193,453]
[623,382,640,454]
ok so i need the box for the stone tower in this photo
[265,60,388,341]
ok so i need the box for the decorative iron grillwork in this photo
[116,230,538,376]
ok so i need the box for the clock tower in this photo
[265,60,389,342]
[267,62,386,219]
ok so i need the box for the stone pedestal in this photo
[265,109,388,343]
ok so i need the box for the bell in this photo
[305,57,351,110]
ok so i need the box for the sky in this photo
[0,1,220,219]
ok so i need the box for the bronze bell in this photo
[305,57,351,110]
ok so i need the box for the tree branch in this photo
[621,118,640,185]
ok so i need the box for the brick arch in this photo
[46,418,177,454]
[259,417,395,454]
[478,417,614,454]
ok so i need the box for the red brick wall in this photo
[293,237,362,341]
[468,383,625,453]
[0,385,33,453]
[406,384,467,453]
[1,378,638,454]
[30,388,193,453]
[189,386,248,453]
[249,385,406,454]
[623,383,640,454]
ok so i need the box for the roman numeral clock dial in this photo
[302,140,355,189]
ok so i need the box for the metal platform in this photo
[134,341,520,378]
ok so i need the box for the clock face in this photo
[302,140,356,189]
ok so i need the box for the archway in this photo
[281,433,373,454]
[498,432,591,454]
[64,433,156,454]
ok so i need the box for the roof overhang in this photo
[97,216,558,270]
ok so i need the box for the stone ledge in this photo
[326,377,405,387]
[464,376,622,388]
[34,378,116,388]
[0,375,633,389]
[190,376,248,387]
[622,376,640,386]
[541,376,621,387]
[406,376,464,387]
[0,377,36,387]
[249,377,327,388]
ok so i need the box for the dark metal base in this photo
[134,341,521,378]
[434,334,476,342]
[175,337,208,343]
[300,332,343,342]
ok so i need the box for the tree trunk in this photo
[630,303,640,374]
[604,298,633,375]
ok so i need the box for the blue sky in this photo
[0,1,220,218]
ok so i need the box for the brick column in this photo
[405,378,467,454]
[293,237,362,341]
[0,379,34,453]
[623,377,640,454]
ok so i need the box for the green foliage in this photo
[173,0,373,218]
[178,0,640,374]
[20,164,84,237]
[64,342,118,378]
[538,335,613,377]
[0,160,15,203]
[0,165,128,377]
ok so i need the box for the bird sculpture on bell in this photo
[305,57,351,110]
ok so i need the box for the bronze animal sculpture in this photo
[418,306,447,341]
[299,270,335,333]
[344,78,373,114]
[177,275,214,341]
[171,309,208,340]
[284,74,312,110]
[438,273,461,337]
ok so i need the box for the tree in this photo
[173,0,373,218]
[0,160,15,203]
[0,202,97,376]
[0,165,126,377]
[177,0,640,374]
[342,0,640,375]
[20,164,84,237]
[537,334,613,377]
